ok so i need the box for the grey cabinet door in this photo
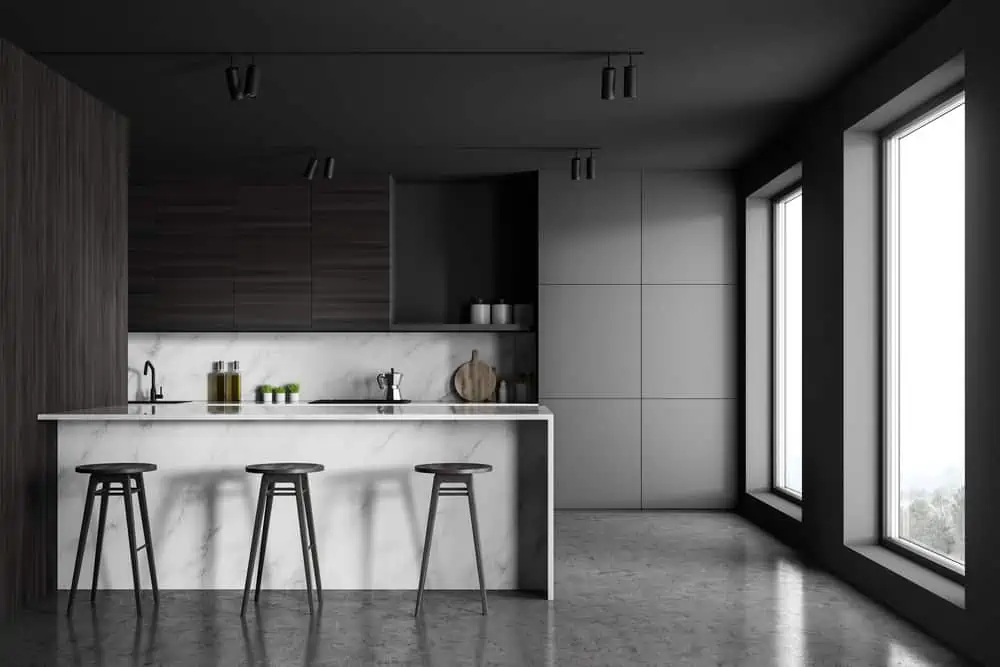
[547,399,641,509]
[641,399,737,508]
[539,285,641,398]
[641,172,736,285]
[538,170,641,285]
[641,285,736,398]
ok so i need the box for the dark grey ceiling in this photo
[1,0,946,179]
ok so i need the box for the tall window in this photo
[884,91,965,572]
[774,187,803,499]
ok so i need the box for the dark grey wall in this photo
[0,39,128,621]
[736,1,999,661]
[963,0,1000,661]
[538,170,738,509]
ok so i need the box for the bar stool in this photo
[241,463,324,616]
[413,462,492,615]
[67,463,159,616]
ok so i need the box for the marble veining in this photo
[2,513,970,666]
[127,332,537,403]
[56,420,551,593]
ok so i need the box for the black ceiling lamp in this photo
[225,55,243,101]
[571,151,582,181]
[601,54,616,101]
[303,155,319,180]
[243,56,259,99]
[323,156,336,179]
[624,52,637,99]
[586,150,596,180]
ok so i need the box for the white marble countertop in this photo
[38,402,553,422]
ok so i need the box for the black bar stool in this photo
[241,462,324,616]
[413,462,492,616]
[67,463,159,616]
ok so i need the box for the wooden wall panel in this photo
[0,40,128,621]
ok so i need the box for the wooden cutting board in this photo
[453,350,497,402]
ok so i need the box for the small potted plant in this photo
[271,385,282,404]
[285,383,300,404]
[256,384,271,404]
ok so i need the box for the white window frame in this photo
[882,90,965,578]
[773,186,803,502]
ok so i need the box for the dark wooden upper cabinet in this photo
[310,176,391,331]
[128,185,236,331]
[128,177,391,332]
[234,185,311,330]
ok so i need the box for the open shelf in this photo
[390,323,534,333]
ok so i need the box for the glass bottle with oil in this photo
[227,361,242,403]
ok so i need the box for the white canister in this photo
[470,300,491,325]
[491,301,512,325]
[497,380,509,403]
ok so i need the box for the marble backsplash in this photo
[127,333,536,402]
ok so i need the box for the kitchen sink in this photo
[128,400,191,404]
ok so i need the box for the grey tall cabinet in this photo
[538,170,737,509]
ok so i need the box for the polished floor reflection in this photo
[0,513,969,666]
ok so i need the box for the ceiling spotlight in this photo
[304,156,319,180]
[225,56,243,101]
[324,157,336,179]
[601,54,616,101]
[243,57,259,99]
[586,151,596,180]
[624,53,637,99]
[571,152,582,181]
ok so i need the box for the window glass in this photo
[774,188,803,498]
[885,93,965,569]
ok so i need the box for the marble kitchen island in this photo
[40,403,553,599]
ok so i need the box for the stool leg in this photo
[241,477,269,617]
[414,475,441,616]
[135,473,160,606]
[90,480,110,603]
[67,476,98,615]
[294,476,316,614]
[466,476,488,615]
[253,480,274,601]
[122,476,144,617]
[302,475,323,602]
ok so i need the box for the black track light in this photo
[571,153,582,181]
[324,157,336,179]
[304,156,319,180]
[624,53,637,99]
[243,58,259,99]
[601,54,616,101]
[225,56,243,101]
[586,151,596,180]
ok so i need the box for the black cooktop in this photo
[308,399,412,405]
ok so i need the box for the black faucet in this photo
[143,360,164,402]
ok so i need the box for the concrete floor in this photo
[0,512,970,666]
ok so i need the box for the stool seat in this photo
[414,462,492,475]
[76,462,157,475]
[246,462,325,475]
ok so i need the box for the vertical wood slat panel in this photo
[0,40,128,621]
